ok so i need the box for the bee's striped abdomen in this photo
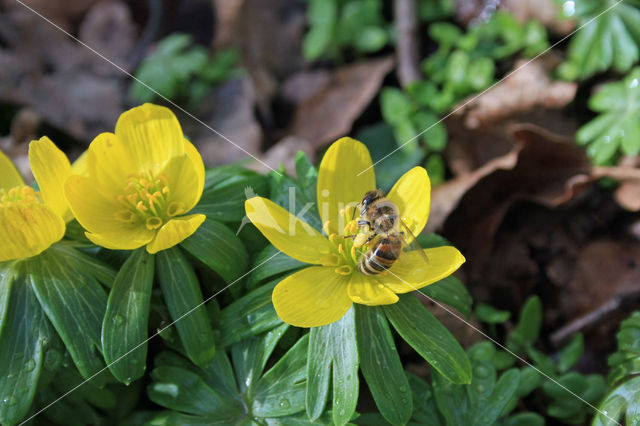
[358,237,401,275]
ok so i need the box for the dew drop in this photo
[278,398,291,409]
[399,385,407,393]
[23,359,36,372]
[401,398,408,405]
[2,396,17,406]
[630,78,639,89]
[339,409,346,416]
[113,315,124,326]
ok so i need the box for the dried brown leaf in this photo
[288,56,394,148]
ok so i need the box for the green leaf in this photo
[356,305,412,425]
[380,87,413,126]
[306,307,358,426]
[384,295,471,384]
[0,270,49,426]
[218,279,283,347]
[561,2,640,80]
[157,247,216,366]
[509,295,542,350]
[252,334,309,418]
[193,166,268,223]
[303,0,337,60]
[180,219,249,283]
[231,323,289,394]
[102,248,155,383]
[148,366,240,420]
[576,68,640,164]
[406,372,442,425]
[354,26,388,52]
[594,376,640,426]
[475,303,511,324]
[28,249,108,383]
[247,245,306,288]
[52,243,116,288]
[421,275,473,318]
[503,412,544,426]
[557,333,584,373]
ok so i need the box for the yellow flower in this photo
[245,137,465,327]
[64,103,206,254]
[0,137,74,261]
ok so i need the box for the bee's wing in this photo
[399,219,429,265]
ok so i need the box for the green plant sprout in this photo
[380,11,548,185]
[576,67,640,165]
[130,34,241,105]
[557,0,640,81]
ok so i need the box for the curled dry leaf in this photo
[431,124,591,276]
[288,56,395,148]
[453,57,577,129]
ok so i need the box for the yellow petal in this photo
[379,246,465,294]
[347,272,398,306]
[245,197,334,264]
[86,132,136,196]
[272,266,352,327]
[29,137,72,219]
[317,137,375,235]
[65,175,125,234]
[0,149,24,191]
[71,150,89,176]
[146,214,206,254]
[0,203,65,261]
[114,103,185,171]
[161,150,203,214]
[85,228,155,251]
[387,167,431,237]
[185,138,205,201]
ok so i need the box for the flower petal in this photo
[146,213,206,254]
[378,246,465,294]
[0,203,65,261]
[114,103,185,171]
[161,149,203,214]
[0,149,24,191]
[347,272,398,306]
[71,150,89,176]
[29,136,72,219]
[317,137,376,235]
[185,138,205,201]
[86,132,136,196]
[85,228,155,251]
[273,266,352,327]
[245,197,334,264]
[387,167,431,237]
[65,175,127,234]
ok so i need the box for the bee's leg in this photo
[357,220,371,227]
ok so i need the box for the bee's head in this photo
[360,189,384,211]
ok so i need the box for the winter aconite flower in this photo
[0,137,73,261]
[65,103,205,254]
[245,137,465,327]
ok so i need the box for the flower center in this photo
[0,186,39,207]
[323,205,371,269]
[114,171,185,230]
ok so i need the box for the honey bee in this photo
[353,190,428,276]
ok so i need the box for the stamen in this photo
[338,243,344,254]
[114,210,136,223]
[322,220,331,234]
